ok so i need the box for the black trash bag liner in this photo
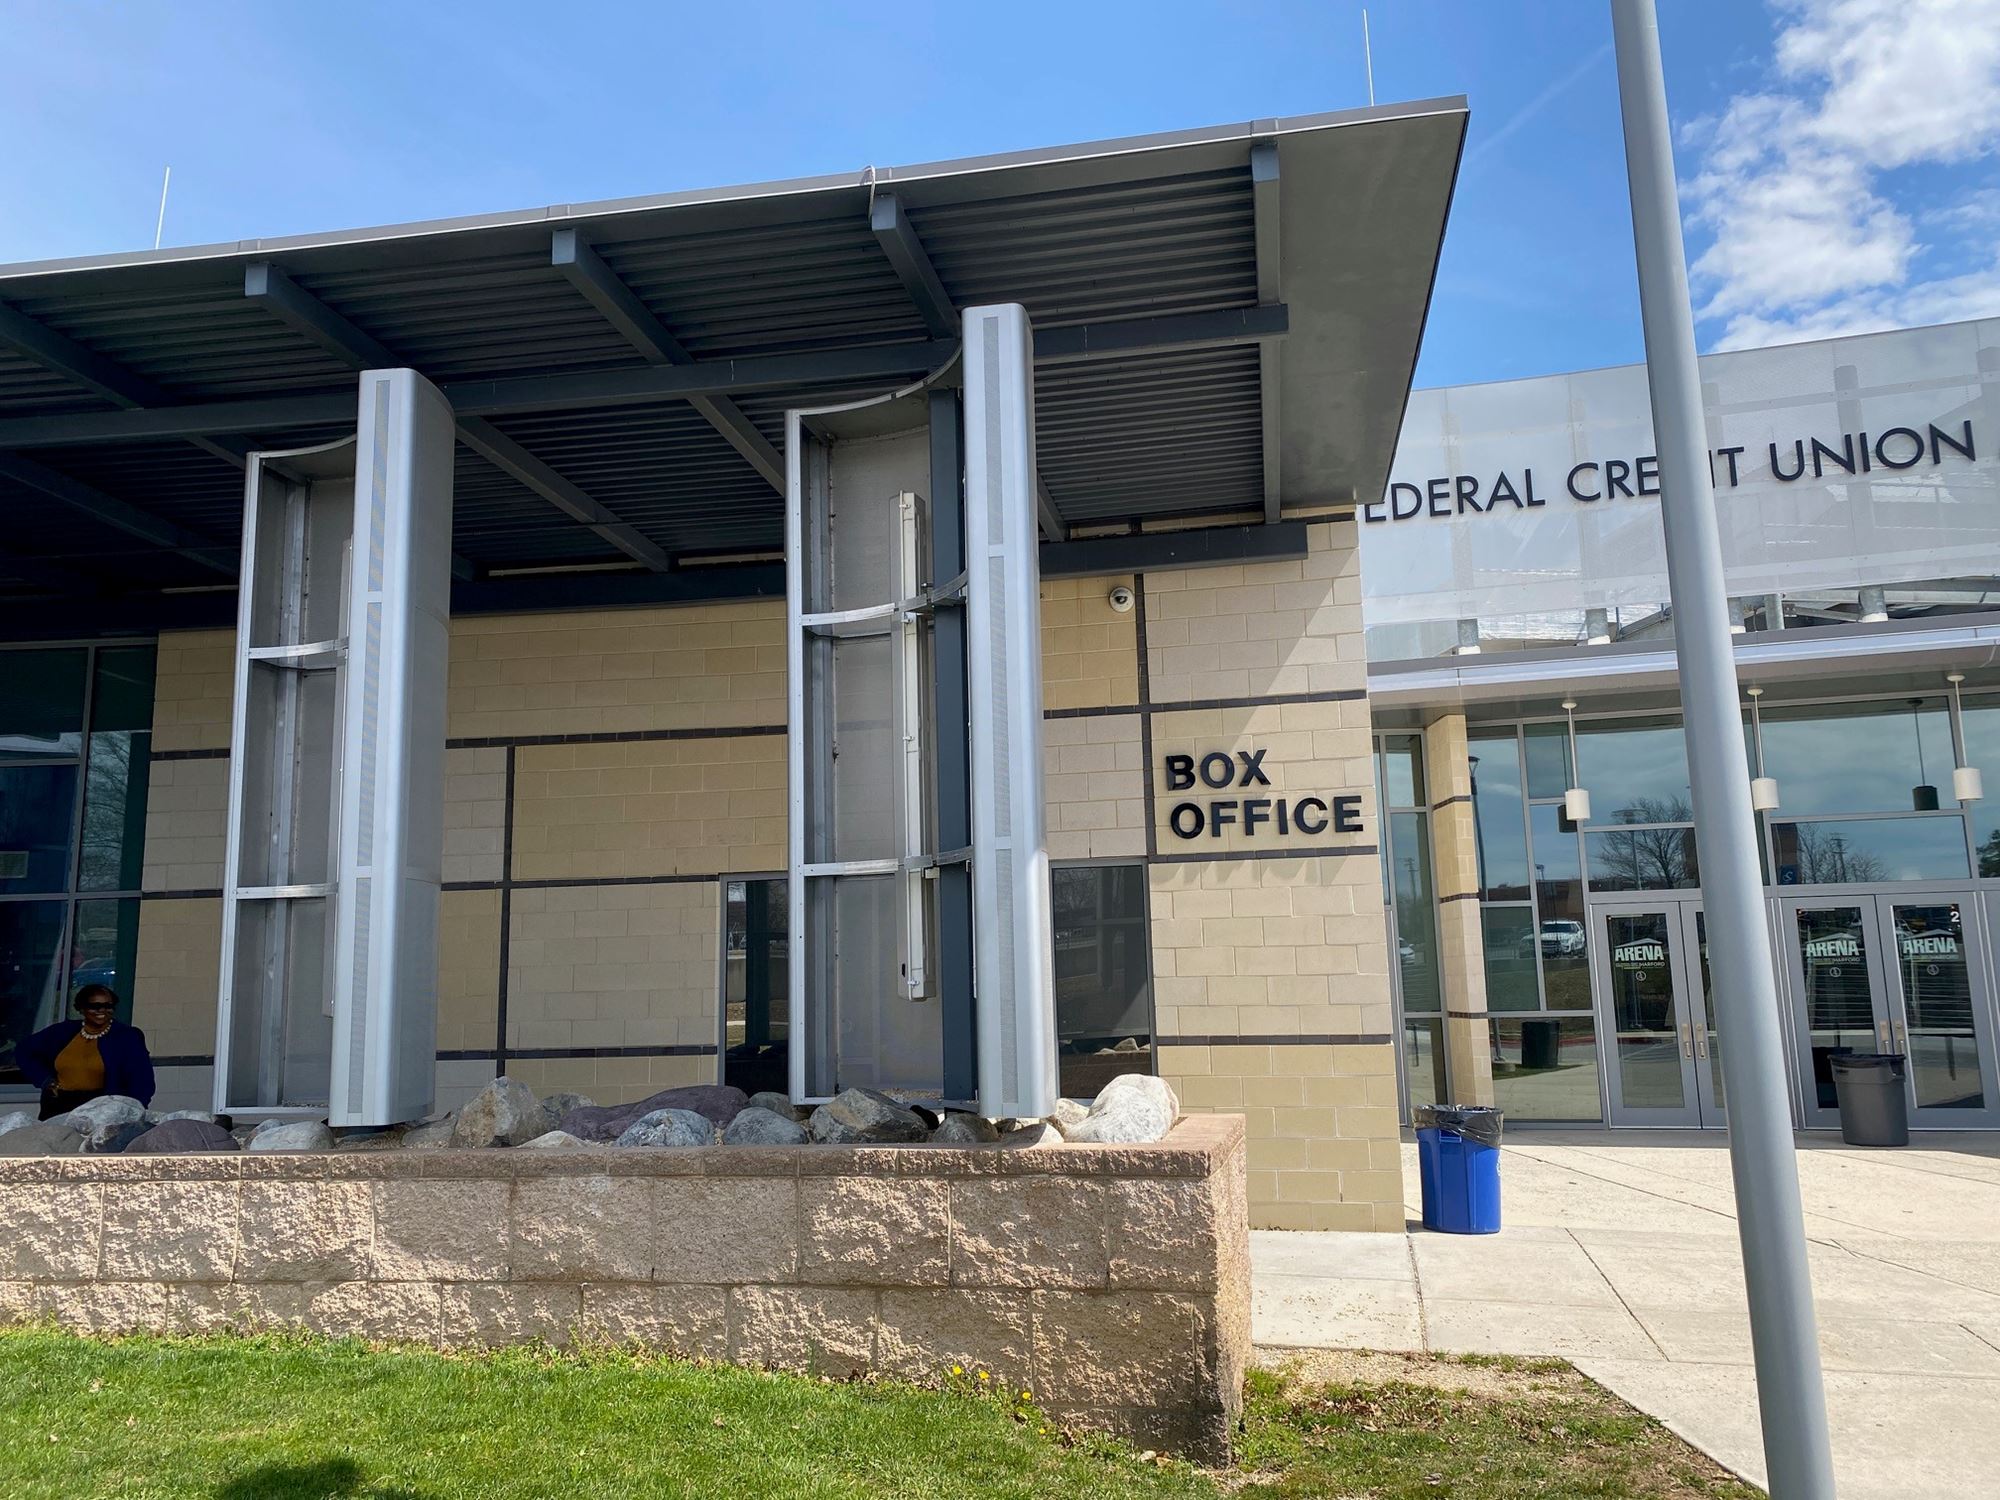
[1411,1104,1504,1147]
[1829,1052,1906,1081]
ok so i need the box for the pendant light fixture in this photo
[1560,699,1591,823]
[1909,697,1941,812]
[1948,672,1984,803]
[1746,685,1780,811]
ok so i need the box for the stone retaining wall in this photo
[0,1115,1249,1458]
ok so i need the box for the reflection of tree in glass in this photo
[78,732,140,888]
[1596,796,1695,889]
[1793,824,1887,884]
[1980,829,2000,880]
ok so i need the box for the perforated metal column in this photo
[214,369,453,1125]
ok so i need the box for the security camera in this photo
[1108,585,1135,613]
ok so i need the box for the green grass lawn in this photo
[0,1329,1758,1500]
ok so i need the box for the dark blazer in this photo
[16,1019,155,1106]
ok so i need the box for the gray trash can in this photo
[1829,1053,1909,1147]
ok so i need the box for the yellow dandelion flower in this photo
[1020,1390,1032,1401]
[950,1365,963,1377]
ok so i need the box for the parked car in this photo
[1528,919,1585,957]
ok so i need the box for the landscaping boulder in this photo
[520,1129,590,1149]
[721,1106,809,1146]
[247,1119,336,1153]
[333,1126,408,1152]
[1063,1073,1180,1144]
[401,1115,456,1150]
[746,1091,805,1122]
[615,1108,716,1148]
[539,1092,594,1122]
[451,1076,552,1148]
[124,1118,239,1154]
[82,1119,151,1154]
[155,1109,217,1126]
[1001,1122,1063,1149]
[1050,1097,1090,1135]
[931,1112,1000,1145]
[808,1088,930,1144]
[559,1084,747,1142]
[0,1122,84,1156]
[62,1094,147,1135]
[0,1109,37,1139]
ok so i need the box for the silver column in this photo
[1610,4,1836,1495]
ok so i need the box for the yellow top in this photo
[52,1030,106,1094]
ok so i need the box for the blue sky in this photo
[3,0,1995,387]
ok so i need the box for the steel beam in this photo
[455,416,672,572]
[0,307,1283,449]
[1035,475,1068,544]
[245,262,660,574]
[1251,141,1284,524]
[549,230,783,491]
[1039,520,1308,579]
[0,451,236,574]
[869,194,957,338]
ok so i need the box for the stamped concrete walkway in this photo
[1252,1132,2000,1498]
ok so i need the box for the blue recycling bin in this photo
[1413,1106,1503,1234]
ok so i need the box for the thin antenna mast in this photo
[153,167,171,250]
[1362,10,1376,105]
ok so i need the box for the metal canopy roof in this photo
[0,98,1465,619]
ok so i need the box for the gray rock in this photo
[0,1122,85,1156]
[332,1126,407,1152]
[1064,1073,1180,1145]
[931,1112,1001,1144]
[124,1118,239,1154]
[1001,1122,1063,1149]
[400,1116,456,1150]
[0,1109,37,1139]
[450,1076,552,1148]
[559,1084,748,1142]
[615,1108,716,1148]
[808,1087,930,1145]
[246,1119,336,1153]
[538,1092,594,1122]
[62,1094,147,1134]
[1050,1097,1091,1134]
[520,1129,590,1149]
[746,1090,805,1122]
[155,1109,217,1126]
[229,1124,260,1147]
[721,1106,809,1146]
[82,1119,151,1154]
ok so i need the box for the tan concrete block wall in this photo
[150,631,234,753]
[140,757,228,893]
[1039,575,1139,711]
[0,1116,1250,1461]
[506,1054,715,1101]
[445,603,786,741]
[131,899,221,1057]
[1421,714,1494,1107]
[506,883,720,1054]
[1149,698,1374,858]
[1043,713,1145,861]
[443,747,508,886]
[1144,520,1363,706]
[438,889,502,1055]
[510,738,784,882]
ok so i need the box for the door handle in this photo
[1679,1022,1693,1058]
[1893,1020,1908,1053]
[1694,1029,1709,1059]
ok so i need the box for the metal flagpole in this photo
[1608,2,1837,1495]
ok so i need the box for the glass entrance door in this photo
[1782,891,2000,1129]
[1592,900,1722,1127]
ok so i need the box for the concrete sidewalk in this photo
[1252,1132,2000,1498]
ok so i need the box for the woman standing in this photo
[17,985,155,1120]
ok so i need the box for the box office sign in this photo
[1161,749,1364,842]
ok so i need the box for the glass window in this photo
[1390,812,1440,1013]
[1530,803,1588,1010]
[89,647,157,733]
[721,877,789,1096]
[1577,715,1693,825]
[0,900,69,1074]
[1402,1016,1447,1114]
[1468,730,1529,901]
[1489,1015,1601,1121]
[1380,733,1424,810]
[1588,827,1700,891]
[78,730,150,892]
[0,647,86,761]
[0,763,80,894]
[1759,698,1959,816]
[1479,906,1540,1012]
[1051,864,1153,1099]
[1524,722,1572,799]
[69,898,141,1021]
[1771,817,1971,885]
[1959,696,2000,875]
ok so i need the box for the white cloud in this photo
[1682,0,2000,350]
